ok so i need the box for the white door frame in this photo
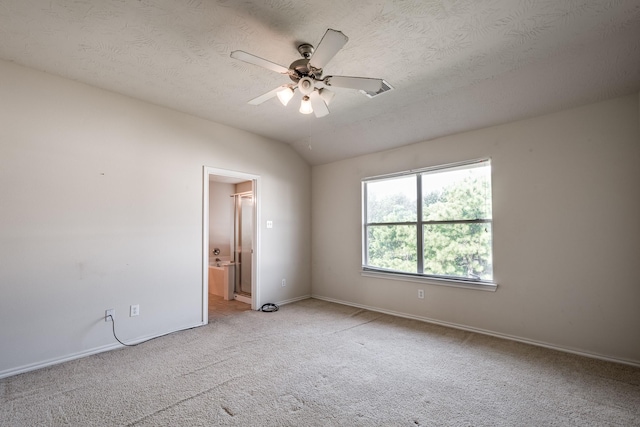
[202,166,261,322]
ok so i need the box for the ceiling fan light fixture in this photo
[276,87,293,107]
[318,88,335,106]
[298,77,315,95]
[299,96,313,114]
[276,87,294,106]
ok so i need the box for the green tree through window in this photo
[363,160,493,282]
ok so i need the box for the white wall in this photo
[312,94,640,365]
[0,59,311,377]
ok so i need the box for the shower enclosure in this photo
[232,191,253,297]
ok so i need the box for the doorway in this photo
[202,167,260,323]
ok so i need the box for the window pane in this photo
[367,225,417,273]
[367,176,416,223]
[423,223,492,280]
[422,164,492,221]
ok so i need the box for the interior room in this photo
[1,1,639,425]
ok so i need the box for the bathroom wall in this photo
[209,181,234,258]
[235,181,252,194]
[0,59,312,377]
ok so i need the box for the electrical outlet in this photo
[105,309,115,322]
[418,289,424,299]
[267,220,273,229]
[281,279,286,287]
[130,304,140,317]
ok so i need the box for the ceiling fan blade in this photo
[230,50,290,74]
[308,29,348,71]
[324,76,384,93]
[309,91,330,118]
[248,85,292,105]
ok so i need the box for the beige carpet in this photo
[1,299,639,426]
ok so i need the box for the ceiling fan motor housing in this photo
[289,43,323,82]
[297,43,314,59]
[288,58,312,82]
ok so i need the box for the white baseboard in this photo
[272,294,311,307]
[311,294,640,368]
[5,296,636,379]
[0,343,121,380]
[0,321,206,380]
[3,294,312,379]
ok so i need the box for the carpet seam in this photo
[124,376,243,426]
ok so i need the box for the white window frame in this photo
[361,158,497,292]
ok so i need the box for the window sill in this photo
[361,269,498,292]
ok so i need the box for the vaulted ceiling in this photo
[1,1,639,165]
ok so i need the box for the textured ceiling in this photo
[1,0,639,165]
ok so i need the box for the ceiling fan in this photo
[230,29,390,118]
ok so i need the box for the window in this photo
[362,159,493,284]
